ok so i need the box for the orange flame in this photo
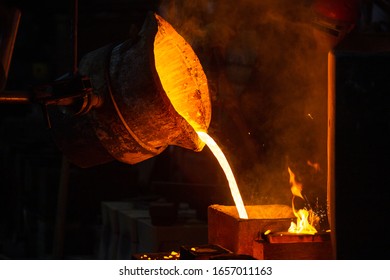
[288,208,318,234]
[287,167,317,234]
[288,167,303,199]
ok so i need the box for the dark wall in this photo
[0,0,163,260]
[332,34,390,259]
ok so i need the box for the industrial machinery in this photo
[0,6,212,168]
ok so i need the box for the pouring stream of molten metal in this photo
[151,13,247,219]
[197,131,248,219]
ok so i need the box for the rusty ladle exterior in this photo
[45,12,211,167]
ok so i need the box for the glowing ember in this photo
[139,251,180,260]
[307,160,321,172]
[197,131,248,219]
[287,167,318,234]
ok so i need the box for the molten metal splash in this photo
[197,131,248,219]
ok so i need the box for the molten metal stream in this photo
[197,131,248,219]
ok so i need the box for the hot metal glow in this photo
[153,13,211,133]
[197,131,248,219]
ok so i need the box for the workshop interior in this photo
[0,0,389,260]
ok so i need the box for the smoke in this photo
[158,0,329,209]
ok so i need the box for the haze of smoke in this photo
[158,0,328,206]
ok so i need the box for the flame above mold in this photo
[288,167,304,200]
[288,166,318,234]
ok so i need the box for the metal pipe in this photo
[0,90,32,103]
